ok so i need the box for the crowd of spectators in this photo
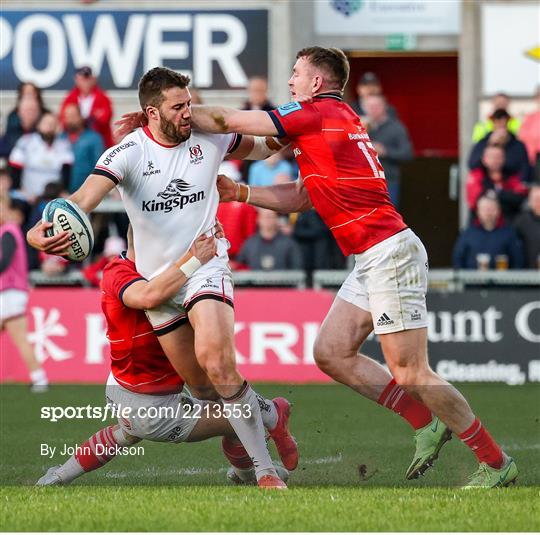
[0,66,539,288]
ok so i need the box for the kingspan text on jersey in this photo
[141,191,205,213]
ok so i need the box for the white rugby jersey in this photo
[9,133,74,199]
[93,126,241,278]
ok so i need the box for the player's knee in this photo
[313,338,335,373]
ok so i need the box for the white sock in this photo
[255,394,278,430]
[222,382,277,479]
[30,368,48,386]
[56,456,84,483]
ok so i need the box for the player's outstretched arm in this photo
[27,175,116,254]
[69,174,117,214]
[227,135,288,161]
[122,235,217,310]
[217,174,312,213]
[191,106,279,137]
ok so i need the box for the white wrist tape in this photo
[245,136,284,160]
[179,256,202,278]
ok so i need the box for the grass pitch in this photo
[1,383,539,531]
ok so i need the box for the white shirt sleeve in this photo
[58,139,74,165]
[8,135,28,168]
[93,138,138,184]
[213,133,242,161]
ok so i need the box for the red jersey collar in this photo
[142,126,180,148]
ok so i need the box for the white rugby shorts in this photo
[105,374,207,443]
[0,289,28,324]
[145,256,234,336]
[337,229,429,334]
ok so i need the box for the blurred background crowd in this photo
[1,0,539,289]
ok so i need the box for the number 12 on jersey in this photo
[357,141,384,178]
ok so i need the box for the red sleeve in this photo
[466,168,484,210]
[101,260,146,305]
[267,102,321,138]
[505,174,529,196]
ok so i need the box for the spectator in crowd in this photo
[514,185,540,269]
[242,77,275,111]
[39,251,70,277]
[8,112,73,203]
[293,209,346,272]
[472,93,521,143]
[248,152,293,187]
[236,208,304,270]
[349,72,397,120]
[363,94,413,207]
[61,66,114,147]
[0,195,49,392]
[0,167,12,196]
[468,109,531,183]
[82,235,126,286]
[466,145,528,222]
[1,98,43,158]
[62,103,104,193]
[518,86,540,181]
[452,194,524,270]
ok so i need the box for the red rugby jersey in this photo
[101,256,184,395]
[268,94,407,255]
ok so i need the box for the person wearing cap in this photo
[60,66,114,148]
[349,71,397,120]
[471,92,521,143]
[468,108,531,183]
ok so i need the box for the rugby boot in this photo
[406,416,452,479]
[268,397,298,471]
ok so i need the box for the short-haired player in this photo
[28,67,297,489]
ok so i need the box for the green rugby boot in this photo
[406,416,452,480]
[463,456,518,489]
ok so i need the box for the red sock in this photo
[378,379,432,430]
[222,437,253,469]
[458,418,504,469]
[75,425,120,472]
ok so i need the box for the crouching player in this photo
[36,226,289,486]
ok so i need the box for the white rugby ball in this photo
[42,198,94,262]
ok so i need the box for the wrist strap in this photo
[238,183,251,204]
[179,256,202,278]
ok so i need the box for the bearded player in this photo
[37,228,288,486]
[27,67,297,489]
[180,47,517,488]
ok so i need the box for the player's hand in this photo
[113,111,147,142]
[26,221,71,256]
[213,219,225,239]
[217,174,240,202]
[190,235,217,265]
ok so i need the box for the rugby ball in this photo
[42,198,94,262]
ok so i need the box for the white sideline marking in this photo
[501,442,540,451]
[103,455,343,479]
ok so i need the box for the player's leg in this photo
[373,230,516,485]
[36,424,140,486]
[3,315,48,391]
[184,401,289,486]
[314,291,433,430]
[188,298,283,484]
[380,328,517,486]
[156,322,219,400]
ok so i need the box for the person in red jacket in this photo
[60,66,114,148]
[466,145,528,222]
